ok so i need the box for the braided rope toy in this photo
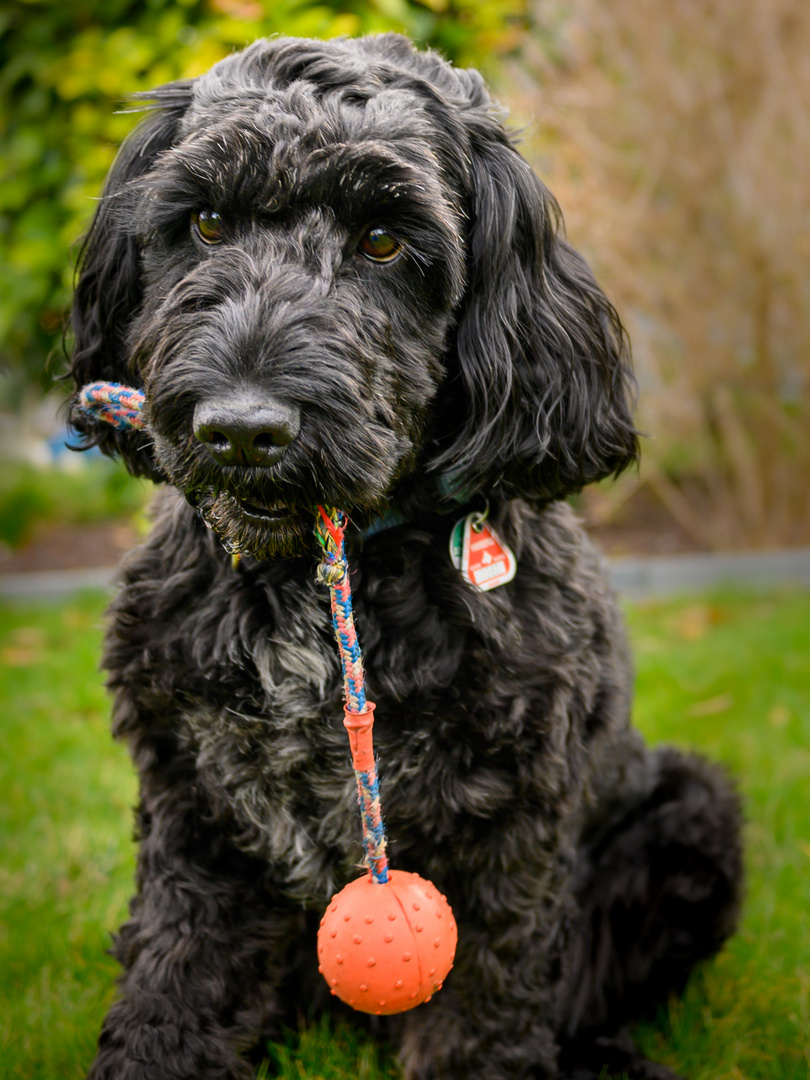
[313,506,457,1013]
[314,507,388,883]
[78,381,457,1015]
[78,382,146,430]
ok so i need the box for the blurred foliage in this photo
[0,457,149,549]
[0,0,528,406]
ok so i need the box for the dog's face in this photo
[70,35,639,560]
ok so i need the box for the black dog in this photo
[69,34,742,1080]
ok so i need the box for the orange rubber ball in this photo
[317,869,457,1015]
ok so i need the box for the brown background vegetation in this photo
[510,0,810,550]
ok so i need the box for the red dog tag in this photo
[449,514,517,591]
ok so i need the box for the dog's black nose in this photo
[193,396,300,467]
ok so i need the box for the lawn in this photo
[1,589,808,1079]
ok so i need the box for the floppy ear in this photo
[433,114,639,504]
[68,83,192,478]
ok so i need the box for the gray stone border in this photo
[607,546,810,599]
[2,547,810,602]
[0,566,118,601]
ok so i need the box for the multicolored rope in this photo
[315,506,389,884]
[77,382,146,430]
[315,506,367,712]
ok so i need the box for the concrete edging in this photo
[2,547,810,602]
[0,566,118,601]
[607,546,810,599]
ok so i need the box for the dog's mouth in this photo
[236,496,293,524]
[194,487,312,560]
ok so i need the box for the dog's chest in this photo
[178,594,348,888]
[120,506,617,906]
[185,694,358,900]
[176,576,530,903]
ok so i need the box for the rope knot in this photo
[317,557,348,587]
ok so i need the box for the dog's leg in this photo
[87,751,301,1080]
[397,930,564,1080]
[560,747,743,1077]
[392,836,579,1080]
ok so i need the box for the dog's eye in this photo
[358,227,402,263]
[193,210,225,245]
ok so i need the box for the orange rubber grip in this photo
[343,703,376,772]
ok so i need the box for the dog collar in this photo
[361,508,410,539]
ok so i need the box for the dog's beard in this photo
[155,432,403,562]
[196,488,312,560]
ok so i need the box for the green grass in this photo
[1,590,808,1079]
[0,459,149,549]
[626,595,810,1079]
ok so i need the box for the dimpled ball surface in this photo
[317,869,457,1015]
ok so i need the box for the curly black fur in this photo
[68,34,743,1080]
